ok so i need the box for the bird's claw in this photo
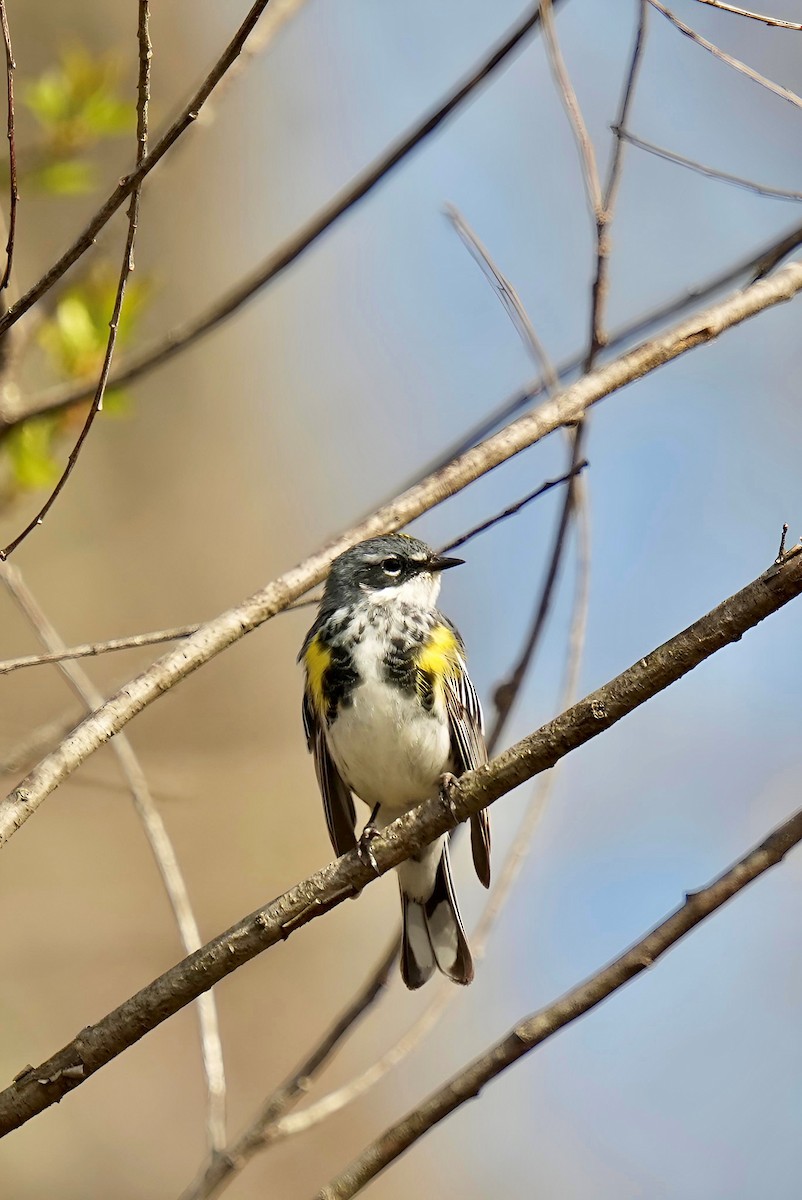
[357,824,381,876]
[439,772,461,825]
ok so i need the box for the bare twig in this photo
[0,0,566,357]
[0,0,16,291]
[438,461,587,556]
[540,0,603,219]
[0,623,203,674]
[444,205,559,391]
[0,1,152,560]
[590,2,648,365]
[616,127,802,202]
[316,796,802,1198]
[648,0,802,110]
[2,547,802,1136]
[691,0,802,29]
[2,261,802,846]
[0,557,228,1154]
[178,940,399,1200]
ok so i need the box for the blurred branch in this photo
[0,0,152,560]
[0,0,567,428]
[0,0,17,292]
[648,0,802,110]
[3,259,802,844]
[0,711,80,775]
[2,545,802,1135]
[691,0,802,28]
[316,794,802,1198]
[0,557,228,1155]
[178,941,399,1200]
[616,127,802,202]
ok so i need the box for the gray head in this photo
[322,534,463,611]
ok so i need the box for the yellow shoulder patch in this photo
[417,623,460,680]
[304,634,332,714]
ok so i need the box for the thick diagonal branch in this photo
[0,546,800,1137]
[317,796,802,1198]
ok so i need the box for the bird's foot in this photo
[439,772,461,826]
[357,805,382,876]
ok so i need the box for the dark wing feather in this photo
[302,690,357,857]
[443,663,491,888]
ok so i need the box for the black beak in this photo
[429,555,464,572]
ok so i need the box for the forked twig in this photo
[616,127,802,203]
[649,0,802,110]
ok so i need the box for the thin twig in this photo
[540,0,603,218]
[315,795,802,1198]
[0,0,152,560]
[0,0,16,291]
[0,623,203,674]
[617,126,802,202]
[0,0,566,351]
[0,569,228,1152]
[3,260,802,847]
[589,2,648,365]
[438,461,587,556]
[444,205,559,391]
[648,0,802,110]
[691,0,802,29]
[3,547,802,1136]
[178,940,400,1200]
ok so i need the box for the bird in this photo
[299,533,490,988]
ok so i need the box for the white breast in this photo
[326,625,452,814]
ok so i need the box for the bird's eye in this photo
[381,556,402,577]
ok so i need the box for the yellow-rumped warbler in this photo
[299,533,490,989]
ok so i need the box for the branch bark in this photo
[0,545,801,1137]
[2,260,802,846]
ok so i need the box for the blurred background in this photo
[0,1,801,1196]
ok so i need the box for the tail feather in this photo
[399,841,473,990]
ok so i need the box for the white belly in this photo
[326,640,452,814]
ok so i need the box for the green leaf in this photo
[5,418,60,490]
[30,158,97,195]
